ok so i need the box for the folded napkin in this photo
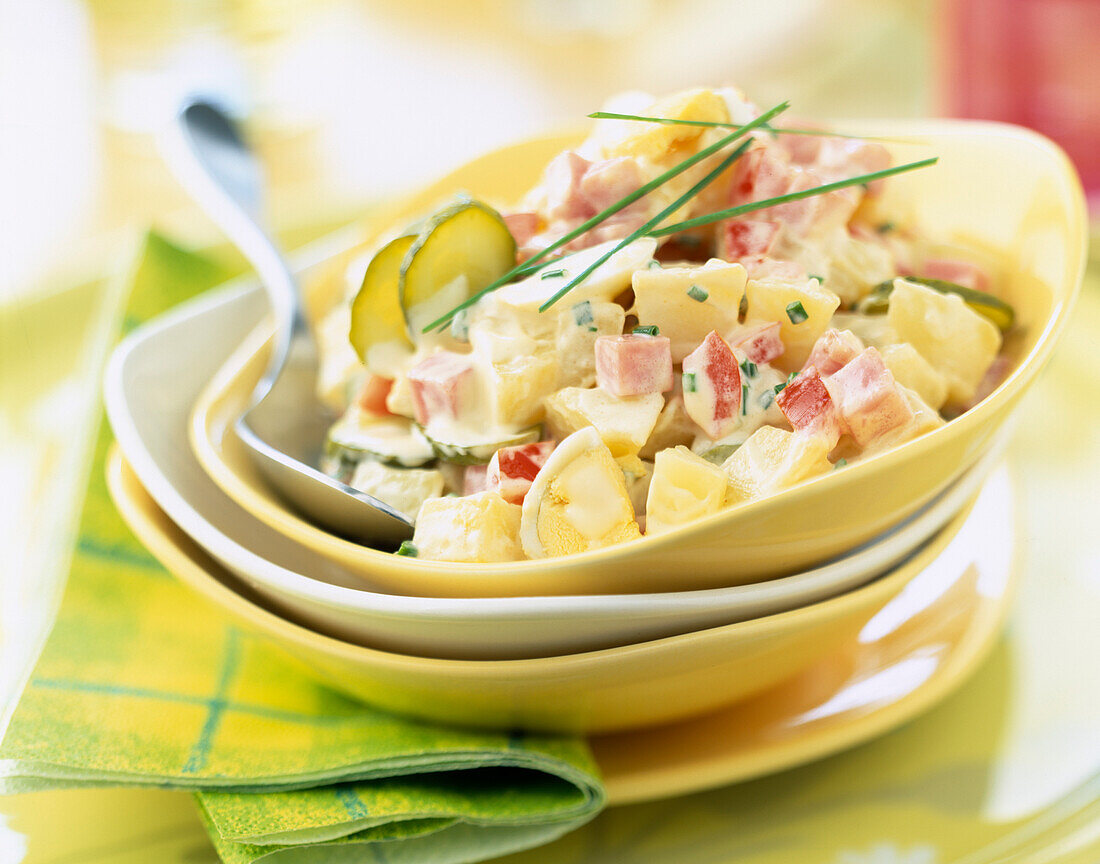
[0,232,605,863]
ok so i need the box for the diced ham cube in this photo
[721,220,780,260]
[503,212,540,250]
[580,157,644,212]
[681,331,742,440]
[595,334,674,397]
[407,351,475,426]
[921,258,990,292]
[544,151,595,222]
[486,441,555,505]
[824,348,914,447]
[463,464,489,496]
[783,135,891,194]
[730,321,784,365]
[357,375,394,417]
[729,144,792,207]
[804,329,865,376]
[768,168,859,236]
[776,366,842,447]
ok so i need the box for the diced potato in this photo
[495,238,656,314]
[555,300,626,389]
[722,426,832,505]
[744,275,840,373]
[639,390,700,459]
[349,461,445,523]
[886,278,1002,406]
[385,371,417,420]
[485,351,559,428]
[412,492,524,563]
[520,427,641,558]
[632,259,747,362]
[880,342,949,411]
[544,387,664,462]
[607,88,730,161]
[646,446,728,534]
[872,385,946,451]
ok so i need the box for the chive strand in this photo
[421,100,790,333]
[648,157,938,237]
[537,138,752,312]
[588,111,924,144]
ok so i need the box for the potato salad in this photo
[315,87,1015,562]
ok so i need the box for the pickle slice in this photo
[399,197,517,338]
[419,425,541,465]
[349,234,416,368]
[326,413,435,468]
[858,277,1015,333]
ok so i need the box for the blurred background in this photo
[2,0,1098,305]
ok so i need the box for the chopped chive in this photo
[450,308,470,342]
[687,284,709,303]
[632,324,660,336]
[647,259,662,269]
[587,111,923,144]
[739,358,757,378]
[774,372,796,395]
[538,136,756,313]
[571,300,594,326]
[741,383,749,415]
[683,372,698,393]
[786,300,808,324]
[395,541,418,558]
[834,458,848,470]
[759,389,775,409]
[808,274,825,283]
[647,157,939,238]
[541,268,567,279]
[587,326,598,332]
[876,221,895,234]
[424,101,790,332]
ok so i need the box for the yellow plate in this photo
[108,445,1010,741]
[190,120,1085,597]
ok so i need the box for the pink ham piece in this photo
[781,135,891,194]
[730,145,792,207]
[595,334,674,397]
[486,440,556,505]
[580,157,644,212]
[776,366,842,448]
[543,151,595,223]
[407,351,475,427]
[921,258,990,292]
[503,212,540,250]
[356,375,394,417]
[804,329,865,376]
[463,464,489,496]
[730,321,784,365]
[823,348,914,447]
[721,220,780,260]
[681,331,742,440]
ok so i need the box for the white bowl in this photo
[103,268,1001,660]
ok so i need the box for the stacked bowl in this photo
[103,119,1084,789]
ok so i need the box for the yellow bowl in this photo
[192,120,1085,597]
[109,445,995,735]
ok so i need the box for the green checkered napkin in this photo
[0,232,605,863]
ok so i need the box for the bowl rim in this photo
[191,117,1087,582]
[106,443,986,672]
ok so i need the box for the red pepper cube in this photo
[595,334,674,397]
[805,328,865,376]
[486,440,556,505]
[681,331,742,440]
[731,320,784,365]
[407,351,476,427]
[721,219,780,260]
[776,366,842,447]
[824,348,914,447]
